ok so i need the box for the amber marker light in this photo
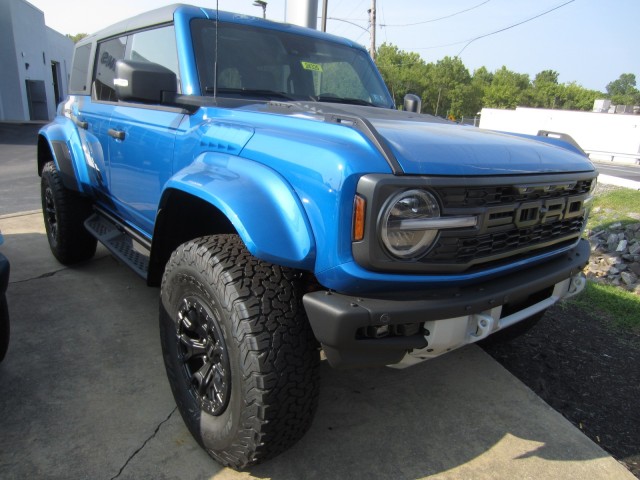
[352,195,366,241]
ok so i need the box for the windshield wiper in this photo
[315,95,376,107]
[205,87,296,101]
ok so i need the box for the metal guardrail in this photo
[586,150,640,164]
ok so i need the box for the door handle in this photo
[74,118,88,129]
[108,128,125,141]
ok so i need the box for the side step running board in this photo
[84,211,150,280]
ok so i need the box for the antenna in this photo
[213,0,219,99]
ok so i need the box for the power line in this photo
[337,0,367,34]
[379,0,388,44]
[456,0,576,57]
[381,0,491,27]
[326,17,369,34]
[405,1,576,53]
[344,0,367,18]
[353,29,370,44]
[328,0,346,17]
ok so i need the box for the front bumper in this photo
[303,239,590,368]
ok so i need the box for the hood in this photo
[264,102,595,176]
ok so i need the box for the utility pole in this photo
[368,0,376,60]
[321,0,328,32]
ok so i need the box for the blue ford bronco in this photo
[38,3,596,468]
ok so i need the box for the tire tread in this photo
[161,234,319,469]
[40,161,96,264]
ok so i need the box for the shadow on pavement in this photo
[0,123,43,146]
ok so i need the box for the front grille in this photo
[352,172,596,275]
[433,179,594,209]
[426,216,584,265]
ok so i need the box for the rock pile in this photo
[585,218,640,295]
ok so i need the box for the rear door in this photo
[77,35,128,197]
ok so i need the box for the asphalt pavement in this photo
[594,162,640,190]
[595,162,640,183]
[0,123,634,479]
[0,123,43,217]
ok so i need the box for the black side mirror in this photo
[114,60,177,104]
[403,94,422,113]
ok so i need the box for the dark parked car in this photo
[0,230,9,362]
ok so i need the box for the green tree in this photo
[374,43,608,114]
[530,70,560,108]
[483,66,531,109]
[375,43,429,109]
[606,73,640,105]
[473,66,494,86]
[466,67,493,116]
[423,56,471,118]
[560,82,601,111]
[67,33,88,43]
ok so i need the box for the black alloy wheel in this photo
[43,185,59,246]
[177,296,231,416]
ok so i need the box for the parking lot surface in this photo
[0,124,634,479]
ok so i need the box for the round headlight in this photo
[380,189,441,259]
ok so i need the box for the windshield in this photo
[191,19,395,108]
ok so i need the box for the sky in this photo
[25,0,639,92]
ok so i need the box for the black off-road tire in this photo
[41,161,97,264]
[159,235,320,469]
[0,294,8,363]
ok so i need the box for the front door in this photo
[107,106,184,235]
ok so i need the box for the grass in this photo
[567,282,640,333]
[576,185,640,333]
[587,186,640,231]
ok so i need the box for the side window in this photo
[94,36,127,102]
[69,44,91,94]
[128,26,180,91]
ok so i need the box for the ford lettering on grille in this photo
[493,194,587,230]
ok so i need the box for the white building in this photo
[480,107,640,165]
[0,0,74,122]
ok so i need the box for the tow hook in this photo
[470,312,495,342]
[566,272,587,298]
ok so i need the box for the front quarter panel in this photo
[165,152,316,269]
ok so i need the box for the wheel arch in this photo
[37,134,55,177]
[148,155,317,286]
[148,189,237,286]
[37,121,88,193]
